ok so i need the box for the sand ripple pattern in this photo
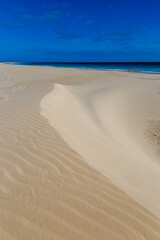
[1,64,160,240]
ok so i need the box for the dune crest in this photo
[41,78,160,218]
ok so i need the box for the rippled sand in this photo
[1,63,160,240]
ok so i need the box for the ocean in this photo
[9,62,160,74]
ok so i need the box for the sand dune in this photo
[1,63,160,239]
[41,77,160,218]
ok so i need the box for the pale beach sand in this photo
[1,63,160,239]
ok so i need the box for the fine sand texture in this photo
[41,73,160,219]
[1,63,160,240]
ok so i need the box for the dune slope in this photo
[41,77,160,219]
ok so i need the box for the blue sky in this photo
[0,0,160,62]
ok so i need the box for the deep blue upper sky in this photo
[0,0,160,62]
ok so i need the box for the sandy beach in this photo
[1,63,160,240]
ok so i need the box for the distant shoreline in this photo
[4,62,160,74]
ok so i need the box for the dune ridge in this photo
[41,77,160,219]
[1,63,160,239]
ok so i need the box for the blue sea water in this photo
[9,62,160,74]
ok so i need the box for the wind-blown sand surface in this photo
[1,63,160,240]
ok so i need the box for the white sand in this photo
[41,74,160,218]
[1,63,160,239]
